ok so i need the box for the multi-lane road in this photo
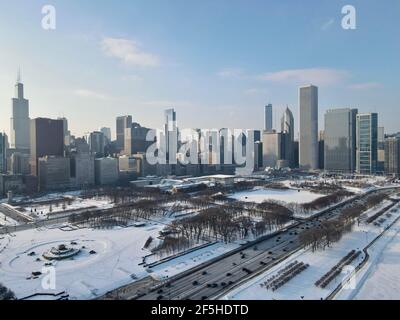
[103,187,397,300]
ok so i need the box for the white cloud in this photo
[101,37,160,67]
[321,18,335,31]
[217,68,244,79]
[74,89,109,100]
[257,68,349,86]
[349,82,383,90]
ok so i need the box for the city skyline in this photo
[0,1,399,137]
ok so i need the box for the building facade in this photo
[10,152,30,175]
[299,85,319,170]
[262,130,283,168]
[38,156,71,191]
[324,108,358,172]
[164,108,177,164]
[356,113,378,175]
[116,115,132,152]
[89,131,105,158]
[280,107,294,167]
[384,136,400,175]
[264,104,273,131]
[124,123,152,155]
[94,157,119,185]
[0,133,7,173]
[70,153,95,187]
[30,118,65,176]
[100,127,112,142]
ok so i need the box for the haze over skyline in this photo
[0,0,399,138]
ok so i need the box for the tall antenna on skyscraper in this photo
[17,67,21,83]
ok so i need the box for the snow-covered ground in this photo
[0,212,18,226]
[0,218,244,300]
[0,223,164,300]
[335,215,400,300]
[229,188,324,204]
[17,197,114,220]
[223,202,400,300]
[149,242,239,280]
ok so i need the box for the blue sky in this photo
[0,0,399,137]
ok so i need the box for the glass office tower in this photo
[356,113,378,174]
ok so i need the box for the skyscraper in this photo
[116,115,132,152]
[356,113,378,174]
[0,133,7,173]
[262,130,283,168]
[100,127,112,142]
[384,136,400,175]
[280,106,294,166]
[10,72,30,151]
[58,117,71,146]
[30,118,65,176]
[124,122,152,155]
[264,104,273,131]
[164,108,177,163]
[299,85,319,170]
[377,126,385,173]
[88,131,105,158]
[281,106,294,141]
[324,108,358,172]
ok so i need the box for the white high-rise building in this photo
[299,85,319,170]
[264,104,273,131]
[10,72,30,151]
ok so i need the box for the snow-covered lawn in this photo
[222,203,400,300]
[0,223,164,300]
[229,188,324,204]
[19,197,114,220]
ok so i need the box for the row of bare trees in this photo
[299,219,354,252]
[301,190,354,211]
[299,192,389,252]
[167,201,293,243]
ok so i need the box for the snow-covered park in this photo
[229,188,324,204]
[0,223,165,300]
[223,202,400,300]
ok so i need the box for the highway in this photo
[104,187,397,300]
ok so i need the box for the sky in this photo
[0,0,399,138]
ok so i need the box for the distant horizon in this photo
[0,0,399,137]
